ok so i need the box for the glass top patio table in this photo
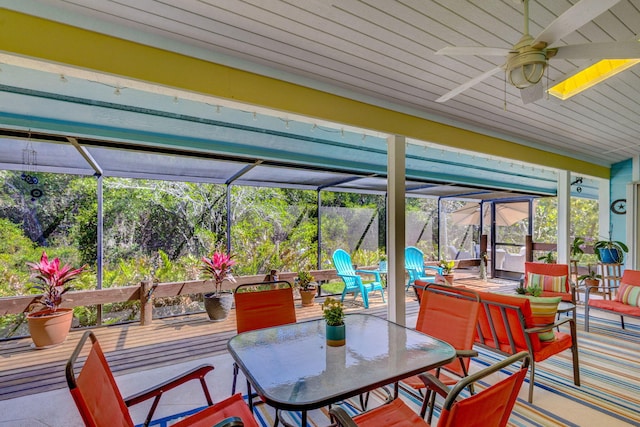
[227,313,456,420]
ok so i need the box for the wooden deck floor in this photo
[0,277,511,402]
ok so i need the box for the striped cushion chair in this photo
[524,262,574,303]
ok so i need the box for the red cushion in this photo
[524,262,570,293]
[534,333,573,362]
[475,291,541,352]
[589,299,640,316]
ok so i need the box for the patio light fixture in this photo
[548,58,640,100]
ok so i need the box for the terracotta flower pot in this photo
[27,308,74,349]
[300,288,316,307]
[204,292,233,321]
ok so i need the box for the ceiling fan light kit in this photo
[506,47,547,89]
[435,0,637,103]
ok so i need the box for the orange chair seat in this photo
[353,398,428,427]
[589,299,640,316]
[172,393,258,427]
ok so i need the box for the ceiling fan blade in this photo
[520,82,544,105]
[533,0,623,47]
[436,46,511,57]
[435,66,503,103]
[553,41,640,59]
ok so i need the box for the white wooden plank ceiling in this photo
[11,0,640,166]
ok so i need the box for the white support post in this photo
[387,135,406,325]
[557,171,570,264]
[599,179,611,240]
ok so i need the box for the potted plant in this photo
[438,259,455,284]
[594,235,628,264]
[26,251,87,349]
[378,253,388,271]
[577,265,602,288]
[201,251,236,321]
[296,270,316,307]
[570,237,585,261]
[322,297,345,347]
[537,251,556,264]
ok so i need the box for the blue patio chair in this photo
[332,249,385,309]
[405,246,442,290]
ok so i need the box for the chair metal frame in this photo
[329,352,531,427]
[66,330,256,427]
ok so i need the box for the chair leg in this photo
[528,360,536,403]
[621,315,625,329]
[232,362,239,394]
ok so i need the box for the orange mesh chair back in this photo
[234,280,297,333]
[232,280,297,401]
[437,352,530,427]
[402,283,480,420]
[66,331,258,427]
[414,284,480,378]
[329,352,530,427]
[524,262,573,302]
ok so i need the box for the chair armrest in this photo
[585,284,620,303]
[417,372,450,399]
[524,316,573,334]
[355,270,382,282]
[455,349,478,358]
[424,266,443,275]
[337,273,362,280]
[213,417,244,427]
[125,364,215,423]
[329,406,359,427]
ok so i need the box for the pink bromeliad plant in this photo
[27,251,87,312]
[201,251,236,295]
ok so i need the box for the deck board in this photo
[0,278,509,401]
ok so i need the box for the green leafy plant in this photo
[438,259,455,275]
[296,270,315,291]
[537,251,555,264]
[577,265,602,282]
[322,297,345,326]
[201,251,236,295]
[570,237,585,260]
[379,253,387,262]
[515,283,542,297]
[26,251,87,311]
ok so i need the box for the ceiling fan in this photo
[435,0,640,104]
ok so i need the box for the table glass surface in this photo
[227,313,455,410]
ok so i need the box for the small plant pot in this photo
[438,274,455,285]
[300,288,316,307]
[27,308,74,349]
[583,278,600,288]
[203,292,233,322]
[326,323,346,347]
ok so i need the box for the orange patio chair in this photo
[66,330,257,427]
[232,280,297,416]
[524,262,574,303]
[402,283,480,422]
[329,352,530,427]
